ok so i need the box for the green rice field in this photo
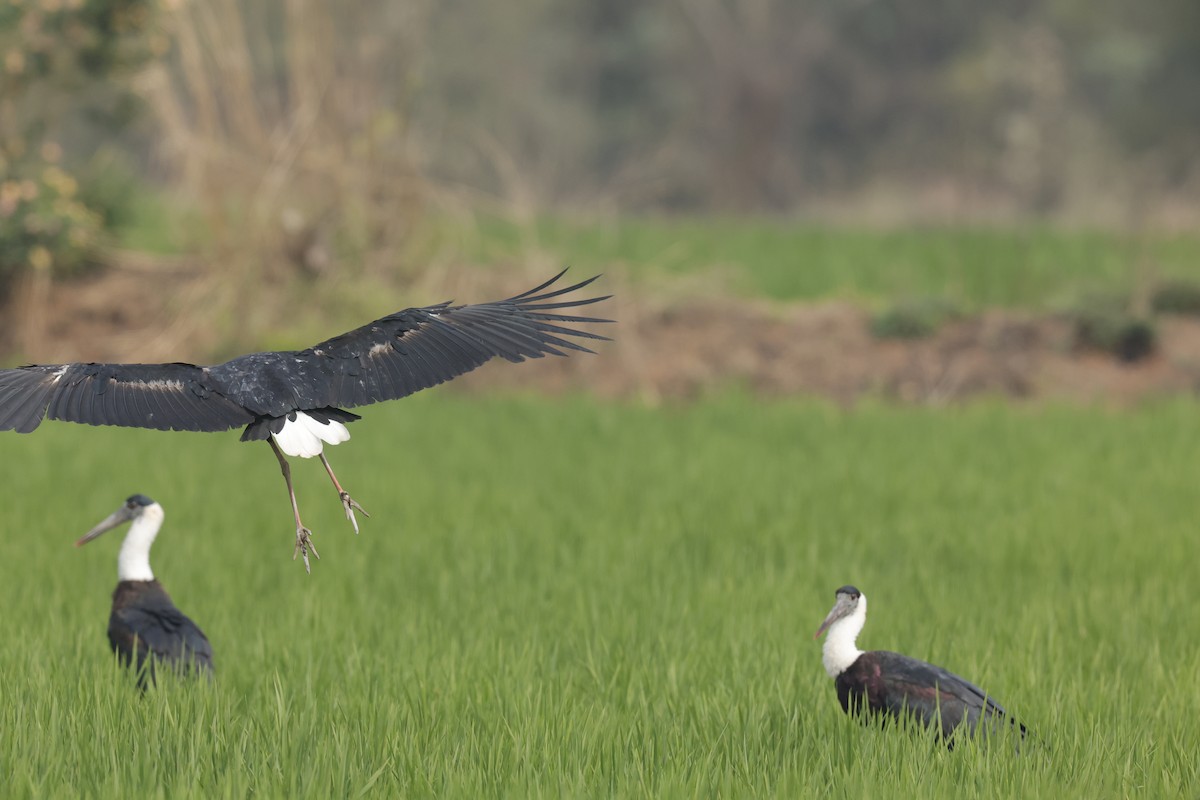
[456,216,1200,308]
[1,393,1197,797]
[121,202,1200,310]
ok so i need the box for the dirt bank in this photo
[9,261,1200,406]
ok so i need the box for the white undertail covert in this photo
[272,412,351,459]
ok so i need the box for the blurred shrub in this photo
[0,153,105,293]
[0,0,160,306]
[74,148,141,232]
[1151,280,1200,316]
[1069,294,1156,362]
[0,0,160,93]
[870,297,961,339]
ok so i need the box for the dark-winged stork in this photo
[77,494,213,686]
[815,585,1027,747]
[0,271,610,570]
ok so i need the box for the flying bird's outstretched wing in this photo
[238,269,613,415]
[0,362,253,434]
[0,270,611,433]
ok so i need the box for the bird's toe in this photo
[292,527,319,572]
[339,492,369,534]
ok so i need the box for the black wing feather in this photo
[250,269,613,413]
[1,271,611,429]
[869,651,1023,738]
[907,658,1008,718]
[110,605,214,673]
[448,309,567,359]
[58,375,91,426]
[0,369,57,433]
[0,363,254,433]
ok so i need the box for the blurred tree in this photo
[133,0,430,353]
[0,0,161,353]
[670,0,815,210]
[1058,0,1200,166]
[409,0,1200,220]
[560,0,676,202]
[7,0,1197,290]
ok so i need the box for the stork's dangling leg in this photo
[268,438,320,572]
[318,453,369,534]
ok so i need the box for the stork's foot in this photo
[339,491,369,535]
[292,526,320,573]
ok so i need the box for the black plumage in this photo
[108,579,214,686]
[77,494,213,687]
[0,270,609,434]
[834,650,1022,741]
[5,271,611,568]
[816,585,1027,747]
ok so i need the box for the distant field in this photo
[114,200,1200,327]
[455,216,1200,308]
[0,394,1196,797]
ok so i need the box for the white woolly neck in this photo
[117,503,163,582]
[822,593,867,678]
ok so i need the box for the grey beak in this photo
[75,505,135,547]
[814,595,854,640]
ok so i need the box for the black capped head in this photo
[76,494,161,548]
[815,585,866,640]
[126,494,155,508]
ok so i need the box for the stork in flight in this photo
[77,494,214,686]
[1,271,611,569]
[815,585,1028,747]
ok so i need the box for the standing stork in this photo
[77,494,213,685]
[0,270,611,570]
[815,585,1027,746]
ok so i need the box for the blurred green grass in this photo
[452,216,1200,308]
[112,200,1200,346]
[1,393,1197,797]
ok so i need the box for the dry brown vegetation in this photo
[17,256,1200,408]
[129,0,431,350]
